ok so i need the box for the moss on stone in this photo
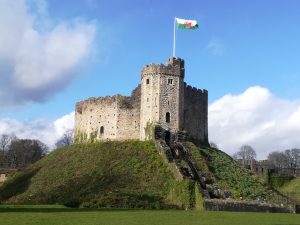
[144,122,154,140]
[89,131,98,143]
[74,130,88,143]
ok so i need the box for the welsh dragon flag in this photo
[176,18,198,30]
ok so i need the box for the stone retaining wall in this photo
[204,199,294,213]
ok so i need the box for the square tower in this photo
[140,57,185,140]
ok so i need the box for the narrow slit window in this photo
[146,79,150,84]
[100,126,104,136]
[166,112,170,123]
[168,79,173,84]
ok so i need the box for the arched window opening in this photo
[100,126,104,136]
[166,112,170,123]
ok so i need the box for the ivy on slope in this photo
[184,143,281,201]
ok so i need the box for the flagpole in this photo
[173,17,176,57]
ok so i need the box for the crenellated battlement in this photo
[75,86,141,115]
[76,95,119,115]
[74,56,208,144]
[141,57,185,78]
[184,83,208,96]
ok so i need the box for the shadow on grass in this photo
[0,207,147,213]
[0,167,41,202]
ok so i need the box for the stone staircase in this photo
[154,125,231,199]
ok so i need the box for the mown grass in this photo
[0,206,299,225]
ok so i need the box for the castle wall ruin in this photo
[74,57,208,144]
[75,86,141,142]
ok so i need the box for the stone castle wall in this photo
[141,57,184,78]
[75,57,208,144]
[116,86,141,140]
[75,86,141,142]
[184,84,208,144]
[140,66,161,140]
[140,57,185,140]
[158,71,184,132]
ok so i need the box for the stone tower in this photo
[74,56,208,145]
[140,57,185,140]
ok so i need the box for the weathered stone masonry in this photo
[75,57,208,144]
[75,86,140,142]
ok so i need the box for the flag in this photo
[175,18,198,30]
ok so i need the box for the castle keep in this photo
[75,57,208,144]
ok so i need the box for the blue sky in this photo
[0,0,300,158]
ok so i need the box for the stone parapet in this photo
[141,57,184,78]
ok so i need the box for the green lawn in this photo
[0,206,299,225]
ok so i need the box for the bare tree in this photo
[284,148,300,173]
[0,134,17,167]
[285,149,295,171]
[55,129,74,148]
[291,148,300,169]
[7,139,48,168]
[233,145,257,166]
[0,134,10,154]
[268,151,288,169]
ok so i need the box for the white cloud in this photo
[54,112,75,137]
[0,112,74,149]
[209,86,300,159]
[206,37,225,56]
[2,86,299,158]
[0,0,96,108]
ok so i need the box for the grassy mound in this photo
[0,141,200,209]
[278,178,300,203]
[0,140,282,208]
[183,143,282,201]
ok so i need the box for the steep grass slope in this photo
[278,178,300,203]
[184,143,283,202]
[0,141,283,208]
[0,141,199,209]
